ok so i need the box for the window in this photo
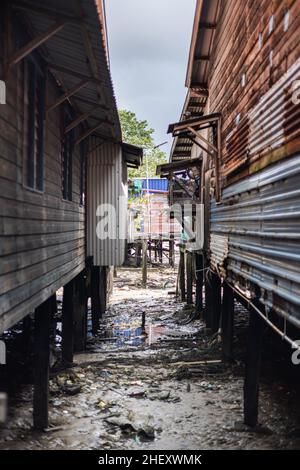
[24,59,45,191]
[61,110,74,201]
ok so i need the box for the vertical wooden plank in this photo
[22,315,32,355]
[186,251,193,305]
[73,271,87,352]
[211,272,222,333]
[62,279,75,364]
[36,70,46,191]
[136,242,142,267]
[221,282,234,361]
[91,266,100,335]
[3,1,12,79]
[244,306,265,427]
[99,266,108,316]
[195,252,203,315]
[33,295,53,430]
[148,238,152,264]
[169,236,175,267]
[154,240,158,261]
[179,247,186,302]
[205,270,221,331]
[158,236,163,264]
[27,60,37,189]
[142,238,147,287]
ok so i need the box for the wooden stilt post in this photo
[73,271,87,352]
[136,242,142,267]
[179,247,186,301]
[33,295,53,430]
[195,253,203,315]
[148,238,152,264]
[99,266,108,316]
[244,305,265,427]
[22,315,32,355]
[154,240,158,261]
[205,269,221,331]
[205,268,213,328]
[186,251,193,305]
[91,266,100,335]
[159,236,163,264]
[211,272,221,333]
[169,236,175,267]
[221,282,235,361]
[62,279,75,364]
[142,238,147,287]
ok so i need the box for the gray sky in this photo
[105,0,196,155]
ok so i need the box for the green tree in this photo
[119,109,167,178]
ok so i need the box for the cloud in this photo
[105,0,196,154]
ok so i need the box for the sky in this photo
[104,0,197,156]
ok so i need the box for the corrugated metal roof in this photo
[13,0,121,142]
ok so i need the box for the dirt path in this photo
[0,267,299,450]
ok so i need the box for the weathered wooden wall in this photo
[207,0,300,186]
[0,52,85,333]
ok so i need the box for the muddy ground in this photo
[0,266,300,450]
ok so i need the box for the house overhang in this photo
[122,143,143,169]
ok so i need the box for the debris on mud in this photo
[0,267,300,450]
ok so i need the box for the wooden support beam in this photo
[46,79,89,113]
[194,55,210,61]
[62,279,75,364]
[135,242,142,267]
[205,270,221,331]
[73,271,87,352]
[159,237,163,264]
[190,89,209,98]
[3,2,13,79]
[75,121,108,146]
[156,156,201,176]
[64,105,105,133]
[179,248,186,302]
[215,117,222,202]
[195,253,203,315]
[91,266,101,335]
[189,137,214,157]
[221,282,234,361]
[187,127,218,153]
[154,240,158,262]
[47,62,104,87]
[199,22,217,29]
[142,239,147,287]
[33,295,53,430]
[22,315,32,355]
[244,305,265,427]
[211,272,222,333]
[8,21,66,69]
[99,267,108,316]
[148,238,152,264]
[186,251,194,305]
[169,237,175,268]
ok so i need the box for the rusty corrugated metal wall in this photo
[207,0,300,187]
[87,139,127,266]
[204,0,300,327]
[211,153,300,328]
